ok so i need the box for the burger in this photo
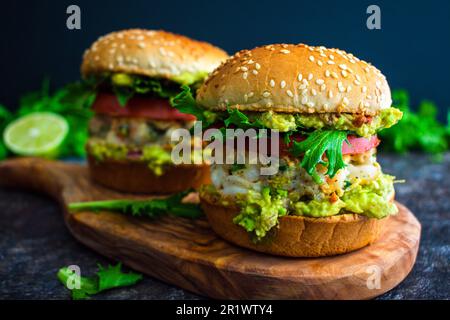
[173,44,403,257]
[81,29,228,193]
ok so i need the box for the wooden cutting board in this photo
[0,158,421,299]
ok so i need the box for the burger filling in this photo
[171,86,403,240]
[205,148,397,239]
[86,72,204,175]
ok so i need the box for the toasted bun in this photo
[87,156,210,194]
[200,191,394,257]
[81,29,228,81]
[197,44,391,115]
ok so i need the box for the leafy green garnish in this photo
[57,263,142,300]
[290,130,348,183]
[170,85,217,126]
[224,108,264,129]
[111,75,179,106]
[68,189,203,219]
[379,90,449,155]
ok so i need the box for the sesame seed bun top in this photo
[196,44,391,115]
[81,29,228,82]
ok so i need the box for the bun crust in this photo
[81,29,228,81]
[200,191,392,257]
[87,156,210,194]
[197,44,391,115]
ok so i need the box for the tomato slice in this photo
[343,135,380,154]
[280,133,379,156]
[92,92,196,121]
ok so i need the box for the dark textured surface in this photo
[0,153,448,300]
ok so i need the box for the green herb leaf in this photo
[224,108,264,129]
[68,189,203,219]
[290,130,348,183]
[97,263,143,292]
[57,263,142,300]
[113,86,134,107]
[170,85,217,127]
[379,90,449,155]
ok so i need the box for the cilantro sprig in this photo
[113,76,179,106]
[379,90,449,156]
[290,130,348,183]
[68,189,203,219]
[57,263,142,300]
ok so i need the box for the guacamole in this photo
[88,140,172,176]
[230,174,396,240]
[248,107,402,136]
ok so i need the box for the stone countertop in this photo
[0,153,448,300]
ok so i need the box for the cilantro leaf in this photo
[290,130,348,183]
[224,108,264,129]
[57,263,142,300]
[97,263,143,292]
[170,85,217,127]
[68,189,203,219]
[379,90,449,155]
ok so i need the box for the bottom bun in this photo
[88,156,210,194]
[200,192,391,257]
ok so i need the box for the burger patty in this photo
[88,115,194,146]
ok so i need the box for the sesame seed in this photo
[255,63,261,70]
[354,79,361,86]
[301,89,308,96]
[320,84,326,91]
[241,66,248,72]
[315,79,324,85]
[243,72,248,79]
[280,80,286,89]
[298,84,307,90]
[341,70,348,77]
[327,60,335,65]
[297,73,303,81]
[287,90,294,97]
[343,97,349,105]
[325,70,331,77]
[307,101,315,108]
[252,70,258,75]
[309,55,315,62]
[138,42,146,48]
[311,89,317,96]
[328,90,333,98]
[346,85,352,93]
[280,49,290,54]
[263,91,271,98]
[331,72,338,79]
[308,73,313,80]
[339,64,347,70]
[301,96,308,105]
[269,79,275,87]
[329,54,334,60]
[362,86,367,93]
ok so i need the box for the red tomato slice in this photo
[343,135,380,154]
[92,92,196,121]
[280,133,379,156]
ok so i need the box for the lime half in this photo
[3,112,69,158]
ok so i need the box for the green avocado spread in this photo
[88,140,172,176]
[250,108,402,136]
[111,71,208,87]
[230,174,396,240]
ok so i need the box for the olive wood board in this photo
[0,158,421,299]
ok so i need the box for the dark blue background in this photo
[1,0,449,119]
